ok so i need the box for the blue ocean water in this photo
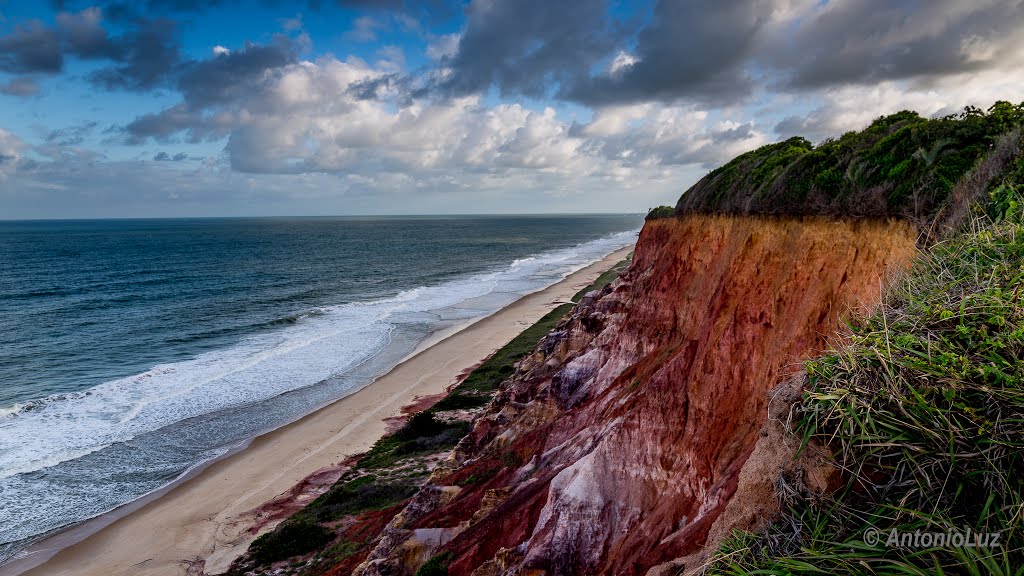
[0,214,640,563]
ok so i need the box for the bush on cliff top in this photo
[707,159,1024,575]
[677,101,1024,227]
[645,205,676,220]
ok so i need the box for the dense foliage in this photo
[249,519,334,565]
[677,102,1024,225]
[645,205,676,220]
[708,158,1024,575]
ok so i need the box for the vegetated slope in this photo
[705,154,1024,576]
[677,102,1024,231]
[352,215,917,575]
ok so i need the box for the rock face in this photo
[354,214,918,576]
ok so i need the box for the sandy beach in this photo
[4,245,633,576]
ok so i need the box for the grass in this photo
[249,519,333,566]
[305,475,420,522]
[430,303,573,410]
[678,101,1024,227]
[705,162,1024,575]
[240,474,419,569]
[356,412,472,469]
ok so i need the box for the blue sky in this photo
[1,0,1022,218]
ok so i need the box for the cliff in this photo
[224,103,1024,576]
[351,215,916,575]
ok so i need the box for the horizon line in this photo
[0,211,647,223]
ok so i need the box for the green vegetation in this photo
[679,102,1024,225]
[239,474,419,569]
[356,412,472,469]
[706,160,1024,575]
[414,551,454,576]
[249,518,333,565]
[572,253,631,302]
[645,205,676,220]
[306,475,419,521]
[429,304,572,411]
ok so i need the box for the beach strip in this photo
[7,244,634,576]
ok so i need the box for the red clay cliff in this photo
[352,214,918,576]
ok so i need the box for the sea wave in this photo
[0,229,637,481]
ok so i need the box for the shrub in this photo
[678,101,1024,226]
[249,519,333,565]
[644,205,675,220]
[310,476,418,522]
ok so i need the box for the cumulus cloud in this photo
[438,0,622,98]
[425,33,459,61]
[88,18,182,90]
[119,50,755,179]
[347,16,384,42]
[45,121,98,146]
[427,0,1024,106]
[178,36,299,107]
[0,7,182,90]
[773,70,1024,142]
[566,0,773,105]
[0,21,62,74]
[761,0,1024,90]
[9,0,1024,218]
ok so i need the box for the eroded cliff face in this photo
[354,214,918,576]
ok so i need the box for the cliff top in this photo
[676,101,1024,226]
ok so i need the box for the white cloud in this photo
[775,70,1024,142]
[347,16,383,42]
[608,51,638,77]
[426,33,460,61]
[212,45,230,56]
[0,128,24,181]
[205,53,754,184]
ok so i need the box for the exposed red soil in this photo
[350,214,918,576]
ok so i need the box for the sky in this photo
[0,0,1022,218]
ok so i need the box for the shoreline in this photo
[2,244,635,576]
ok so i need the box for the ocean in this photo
[0,214,640,564]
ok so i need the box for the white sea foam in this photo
[0,229,637,483]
